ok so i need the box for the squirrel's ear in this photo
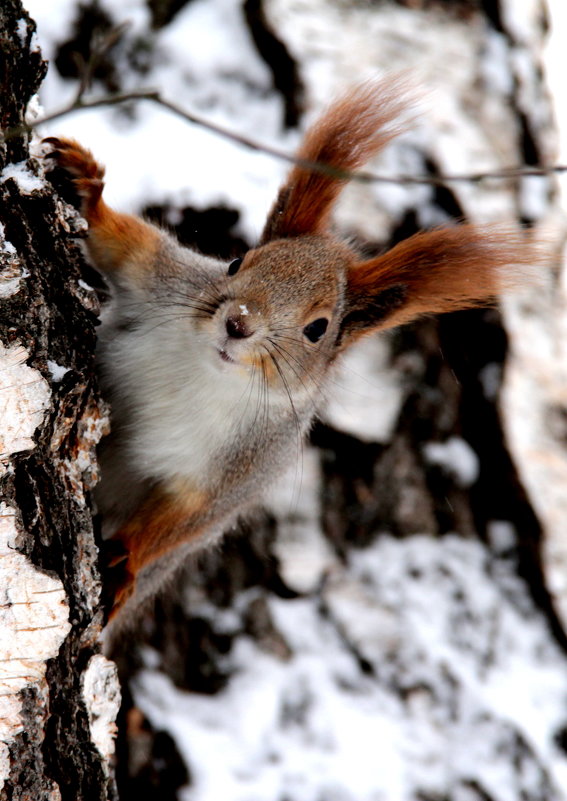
[260,77,411,244]
[338,225,538,348]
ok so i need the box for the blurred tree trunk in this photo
[108,2,567,800]
[3,0,566,799]
[0,2,119,799]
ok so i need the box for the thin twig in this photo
[3,88,565,187]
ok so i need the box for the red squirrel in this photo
[43,79,534,623]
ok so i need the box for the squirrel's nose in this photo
[226,315,253,339]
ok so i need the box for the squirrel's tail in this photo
[261,76,413,243]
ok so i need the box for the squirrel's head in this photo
[196,78,536,399]
[196,235,351,393]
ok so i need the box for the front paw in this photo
[42,137,105,214]
[101,538,135,620]
[109,566,136,620]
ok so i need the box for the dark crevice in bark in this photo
[146,0,193,29]
[243,0,304,129]
[424,157,466,221]
[0,4,46,166]
[44,644,111,801]
[438,309,567,654]
[143,203,250,260]
[479,0,505,33]
[114,681,191,801]
[54,2,121,92]
[389,0,480,18]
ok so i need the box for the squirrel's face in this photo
[194,236,351,396]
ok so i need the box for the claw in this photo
[108,567,135,620]
[42,136,64,147]
[41,136,105,213]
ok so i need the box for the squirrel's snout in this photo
[222,300,261,341]
[226,315,253,339]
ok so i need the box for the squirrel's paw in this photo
[42,137,105,212]
[101,538,135,621]
[107,559,136,621]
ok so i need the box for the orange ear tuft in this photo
[340,225,541,347]
[261,77,413,244]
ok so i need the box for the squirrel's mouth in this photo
[217,348,236,364]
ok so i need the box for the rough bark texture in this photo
[0,2,119,799]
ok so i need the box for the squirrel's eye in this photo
[228,257,243,276]
[303,318,329,343]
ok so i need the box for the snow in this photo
[25,0,288,238]
[0,224,26,299]
[423,437,480,489]
[0,224,16,256]
[1,162,45,194]
[16,18,27,46]
[135,536,567,800]
[267,448,337,595]
[46,360,69,382]
[324,335,403,444]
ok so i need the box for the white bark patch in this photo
[82,654,121,767]
[0,258,29,298]
[0,226,28,298]
[501,256,567,627]
[54,399,110,507]
[0,503,71,790]
[0,343,51,478]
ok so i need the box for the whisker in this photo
[268,338,325,410]
[262,344,304,512]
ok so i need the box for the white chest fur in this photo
[100,311,285,489]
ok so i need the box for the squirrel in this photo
[43,78,535,624]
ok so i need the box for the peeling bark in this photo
[0,2,119,798]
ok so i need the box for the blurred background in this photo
[22,0,567,799]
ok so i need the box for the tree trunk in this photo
[0,2,119,799]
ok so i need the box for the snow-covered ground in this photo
[21,0,567,799]
[136,534,567,800]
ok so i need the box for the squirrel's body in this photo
[44,78,535,622]
[95,244,293,531]
[95,233,349,545]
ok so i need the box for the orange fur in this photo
[110,480,210,616]
[44,137,160,278]
[340,225,538,345]
[261,78,410,243]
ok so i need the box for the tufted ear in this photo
[338,225,538,349]
[260,77,411,244]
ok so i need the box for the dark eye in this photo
[228,257,243,276]
[303,318,329,343]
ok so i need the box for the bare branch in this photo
[2,87,564,188]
